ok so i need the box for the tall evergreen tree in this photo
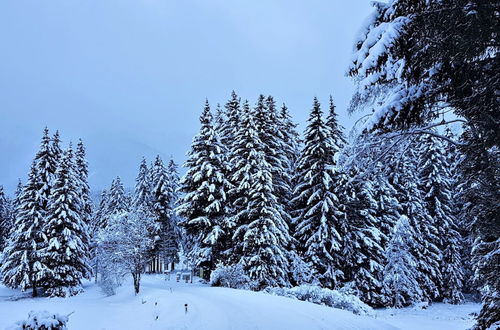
[0,185,13,252]
[40,146,92,297]
[51,130,63,163]
[227,105,291,288]
[383,215,422,308]
[92,189,110,233]
[34,127,59,213]
[1,163,48,296]
[291,98,347,289]
[107,177,130,216]
[75,140,92,225]
[150,155,178,261]
[221,90,241,154]
[178,101,230,274]
[343,169,387,306]
[389,141,441,302]
[240,148,290,289]
[227,100,256,262]
[133,158,152,211]
[419,134,464,303]
[163,158,180,265]
[277,103,309,285]
[326,95,346,153]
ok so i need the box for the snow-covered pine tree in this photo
[75,140,92,226]
[343,168,387,306]
[291,97,347,289]
[383,215,422,308]
[40,145,92,297]
[326,96,346,153]
[1,180,24,252]
[254,95,289,205]
[227,105,290,288]
[34,127,59,213]
[279,104,301,180]
[150,155,178,264]
[13,179,23,214]
[227,100,256,263]
[220,90,241,154]
[107,177,130,216]
[388,140,440,303]
[240,147,290,289]
[445,129,476,297]
[0,185,13,252]
[214,103,226,136]
[92,189,110,233]
[418,134,464,303]
[0,163,48,296]
[133,158,152,211]
[277,103,310,285]
[51,130,63,164]
[178,101,230,275]
[163,158,180,266]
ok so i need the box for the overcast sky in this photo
[0,0,374,194]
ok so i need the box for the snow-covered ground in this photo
[0,275,480,330]
[375,302,480,330]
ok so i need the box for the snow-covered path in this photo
[0,275,479,330]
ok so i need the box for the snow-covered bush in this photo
[97,258,126,296]
[210,263,255,290]
[264,285,373,316]
[8,310,69,330]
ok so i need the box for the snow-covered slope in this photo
[0,275,478,330]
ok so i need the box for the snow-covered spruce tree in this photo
[89,189,111,283]
[0,180,23,252]
[255,96,304,285]
[0,185,13,252]
[418,134,464,303]
[219,92,241,230]
[388,141,440,303]
[163,158,180,266]
[133,158,152,210]
[225,100,254,262]
[1,163,48,296]
[343,168,387,307]
[278,103,310,285]
[107,177,130,217]
[228,107,290,288]
[240,148,290,289]
[150,155,179,265]
[91,189,110,233]
[383,215,422,308]
[220,90,241,155]
[291,97,347,289]
[254,95,290,210]
[98,209,154,295]
[445,130,476,297]
[178,101,230,275]
[326,96,346,153]
[51,130,63,163]
[75,140,92,226]
[34,127,59,214]
[40,145,92,297]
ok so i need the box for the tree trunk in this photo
[95,256,99,283]
[32,280,38,297]
[132,271,141,295]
